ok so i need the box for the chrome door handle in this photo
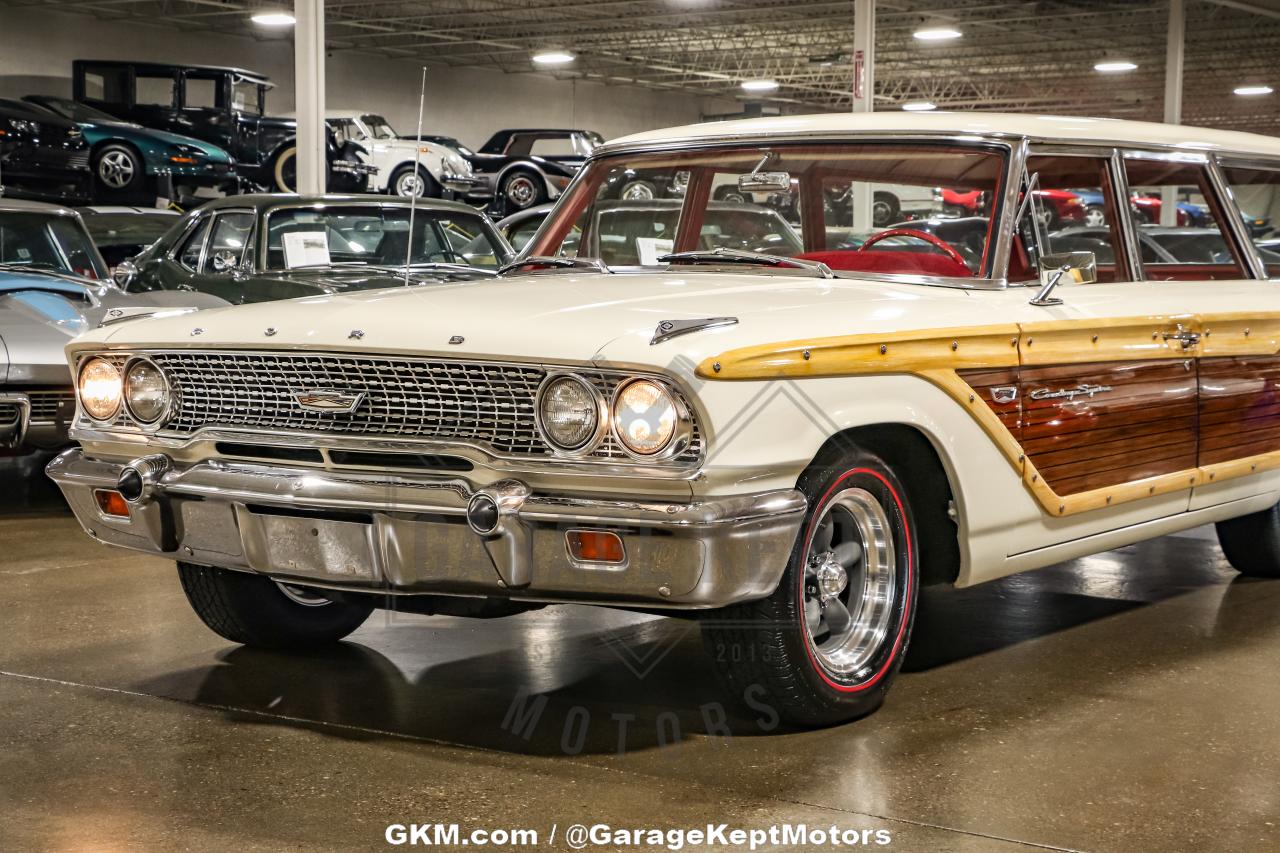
[1162,325,1200,349]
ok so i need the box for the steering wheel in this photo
[859,228,969,268]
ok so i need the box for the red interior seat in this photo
[795,249,972,278]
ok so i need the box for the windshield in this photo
[263,206,510,271]
[361,115,398,139]
[32,97,118,123]
[82,212,178,247]
[0,212,109,280]
[526,142,1006,279]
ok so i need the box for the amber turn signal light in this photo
[94,489,130,518]
[566,530,625,564]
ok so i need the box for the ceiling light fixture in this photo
[1094,60,1138,73]
[250,10,295,26]
[741,79,779,92]
[1234,84,1274,96]
[902,101,937,111]
[532,50,575,65]
[913,22,962,41]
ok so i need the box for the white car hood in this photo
[83,271,976,379]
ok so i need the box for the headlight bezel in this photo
[122,356,173,426]
[77,356,124,423]
[535,372,609,456]
[609,377,693,461]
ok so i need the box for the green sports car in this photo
[17,95,237,202]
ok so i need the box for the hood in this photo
[0,270,225,383]
[79,271,977,384]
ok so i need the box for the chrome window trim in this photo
[199,207,257,275]
[69,348,708,476]
[1212,154,1280,280]
[169,213,211,273]
[1108,148,1146,283]
[1205,158,1268,280]
[527,134,1017,291]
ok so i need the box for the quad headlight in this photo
[123,358,171,424]
[536,374,604,453]
[78,357,123,421]
[612,379,680,457]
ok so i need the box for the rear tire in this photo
[701,448,919,726]
[501,170,546,213]
[1216,502,1280,578]
[872,191,900,227]
[177,562,374,648]
[271,147,297,192]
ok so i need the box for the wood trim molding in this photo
[698,312,1280,517]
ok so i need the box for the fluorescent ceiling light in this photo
[1094,60,1138,73]
[902,101,937,111]
[913,25,962,41]
[532,51,575,65]
[250,10,295,26]
[1234,84,1274,96]
[741,79,779,92]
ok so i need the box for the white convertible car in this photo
[49,113,1280,726]
[326,112,489,201]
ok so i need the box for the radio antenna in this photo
[404,65,428,287]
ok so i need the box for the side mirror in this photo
[113,259,138,289]
[1038,251,1098,285]
[1031,251,1096,307]
[738,171,792,195]
[210,250,238,274]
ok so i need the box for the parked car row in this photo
[0,59,603,218]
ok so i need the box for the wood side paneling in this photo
[1021,359,1197,497]
[1198,356,1280,466]
[957,367,1021,437]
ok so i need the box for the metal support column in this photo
[1160,0,1184,226]
[294,0,326,195]
[850,0,875,232]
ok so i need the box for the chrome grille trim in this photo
[80,350,703,466]
[26,389,75,423]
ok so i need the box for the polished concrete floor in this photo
[2,452,1278,852]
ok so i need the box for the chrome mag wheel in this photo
[803,487,897,678]
[98,149,136,189]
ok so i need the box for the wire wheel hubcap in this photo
[803,487,896,678]
[621,181,655,200]
[99,150,135,189]
[506,175,537,207]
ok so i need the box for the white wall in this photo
[0,7,734,147]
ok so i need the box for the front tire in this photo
[177,562,374,649]
[93,143,144,199]
[1216,502,1280,578]
[271,146,297,192]
[501,170,546,212]
[391,164,439,199]
[701,450,919,726]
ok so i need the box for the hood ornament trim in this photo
[651,317,738,346]
[99,306,200,328]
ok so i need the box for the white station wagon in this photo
[50,113,1280,726]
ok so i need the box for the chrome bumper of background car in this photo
[46,449,806,609]
[332,160,378,176]
[440,173,490,195]
[0,395,31,450]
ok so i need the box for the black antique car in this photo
[0,99,91,202]
[114,193,514,304]
[468,128,603,213]
[71,60,374,194]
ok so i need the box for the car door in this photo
[1002,149,1203,519]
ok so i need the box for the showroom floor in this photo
[1,453,1277,853]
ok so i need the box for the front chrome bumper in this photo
[46,449,806,609]
[440,173,491,197]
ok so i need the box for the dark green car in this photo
[114,194,515,304]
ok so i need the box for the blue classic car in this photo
[18,95,237,203]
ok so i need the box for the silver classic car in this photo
[0,199,224,452]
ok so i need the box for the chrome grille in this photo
[0,403,22,429]
[26,389,75,423]
[142,351,702,463]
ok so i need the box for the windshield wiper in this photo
[498,255,611,275]
[658,248,834,279]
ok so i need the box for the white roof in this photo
[605,111,1280,158]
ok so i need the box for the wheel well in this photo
[805,424,961,586]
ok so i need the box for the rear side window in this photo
[185,76,220,110]
[1014,154,1129,283]
[1221,164,1280,277]
[80,65,128,104]
[135,73,176,108]
[1124,158,1245,280]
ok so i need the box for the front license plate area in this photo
[235,505,380,582]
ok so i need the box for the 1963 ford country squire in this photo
[48,113,1280,725]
